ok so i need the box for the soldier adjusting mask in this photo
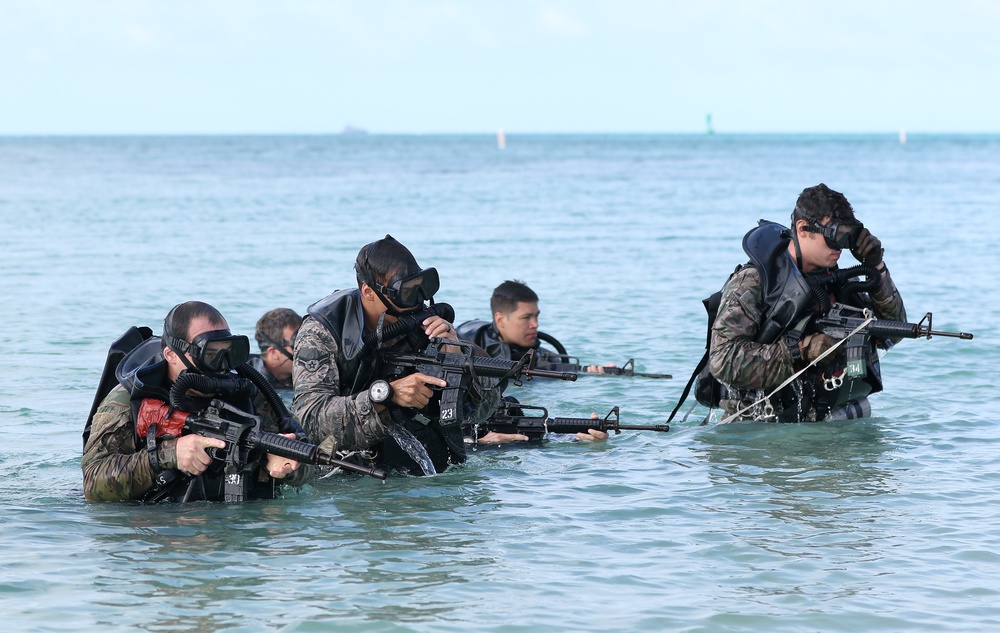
[802,220,863,251]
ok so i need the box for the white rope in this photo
[718,315,875,424]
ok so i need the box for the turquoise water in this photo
[1,134,999,631]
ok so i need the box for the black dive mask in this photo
[355,241,440,316]
[802,220,863,251]
[164,329,251,375]
[371,267,440,311]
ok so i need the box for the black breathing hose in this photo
[805,264,882,314]
[168,372,256,412]
[361,302,456,348]
[236,362,308,440]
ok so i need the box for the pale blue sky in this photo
[2,1,998,134]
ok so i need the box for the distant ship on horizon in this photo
[342,125,369,136]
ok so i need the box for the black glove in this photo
[851,227,883,267]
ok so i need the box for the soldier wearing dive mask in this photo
[293,235,501,474]
[82,301,310,502]
[707,183,906,422]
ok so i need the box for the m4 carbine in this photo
[536,355,672,380]
[814,303,973,379]
[469,400,670,442]
[180,399,387,502]
[382,339,577,427]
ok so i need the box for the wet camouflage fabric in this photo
[292,316,502,454]
[709,264,905,420]
[82,384,309,502]
[292,317,394,454]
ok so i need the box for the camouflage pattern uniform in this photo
[82,384,310,502]
[710,264,905,421]
[291,316,391,454]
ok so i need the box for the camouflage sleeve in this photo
[869,264,906,322]
[291,317,389,454]
[81,385,177,502]
[709,266,798,391]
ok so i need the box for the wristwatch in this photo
[369,379,393,404]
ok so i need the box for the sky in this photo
[2,0,999,135]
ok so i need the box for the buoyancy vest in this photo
[307,288,379,394]
[308,289,467,473]
[743,220,814,344]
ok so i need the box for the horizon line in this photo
[2,130,998,138]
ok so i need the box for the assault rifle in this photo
[531,331,671,379]
[469,401,670,441]
[535,355,672,380]
[814,303,973,379]
[183,399,386,502]
[382,339,577,427]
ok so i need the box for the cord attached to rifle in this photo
[719,314,875,424]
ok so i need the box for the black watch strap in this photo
[146,423,164,474]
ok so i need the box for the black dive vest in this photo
[743,220,814,345]
[116,338,274,502]
[307,288,379,395]
[308,289,467,474]
[733,220,881,421]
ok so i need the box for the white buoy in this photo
[497,128,506,150]
[899,128,907,144]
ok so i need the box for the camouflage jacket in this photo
[709,263,905,417]
[291,316,393,454]
[81,384,310,502]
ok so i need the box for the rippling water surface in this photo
[2,134,999,631]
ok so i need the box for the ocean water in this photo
[1,134,999,632]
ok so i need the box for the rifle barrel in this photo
[525,368,579,381]
[616,424,671,432]
[928,330,974,340]
[257,431,387,480]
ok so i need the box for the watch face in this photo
[370,380,391,403]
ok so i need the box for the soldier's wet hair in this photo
[491,280,539,316]
[355,235,420,288]
[792,183,857,225]
[255,308,302,352]
[163,301,226,345]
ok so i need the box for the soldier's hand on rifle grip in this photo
[175,435,226,476]
[390,373,447,409]
[799,333,835,363]
[850,228,884,268]
[265,434,302,479]
[576,412,610,442]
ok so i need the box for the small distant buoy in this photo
[706,113,714,135]
[899,128,907,144]
[497,128,506,150]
